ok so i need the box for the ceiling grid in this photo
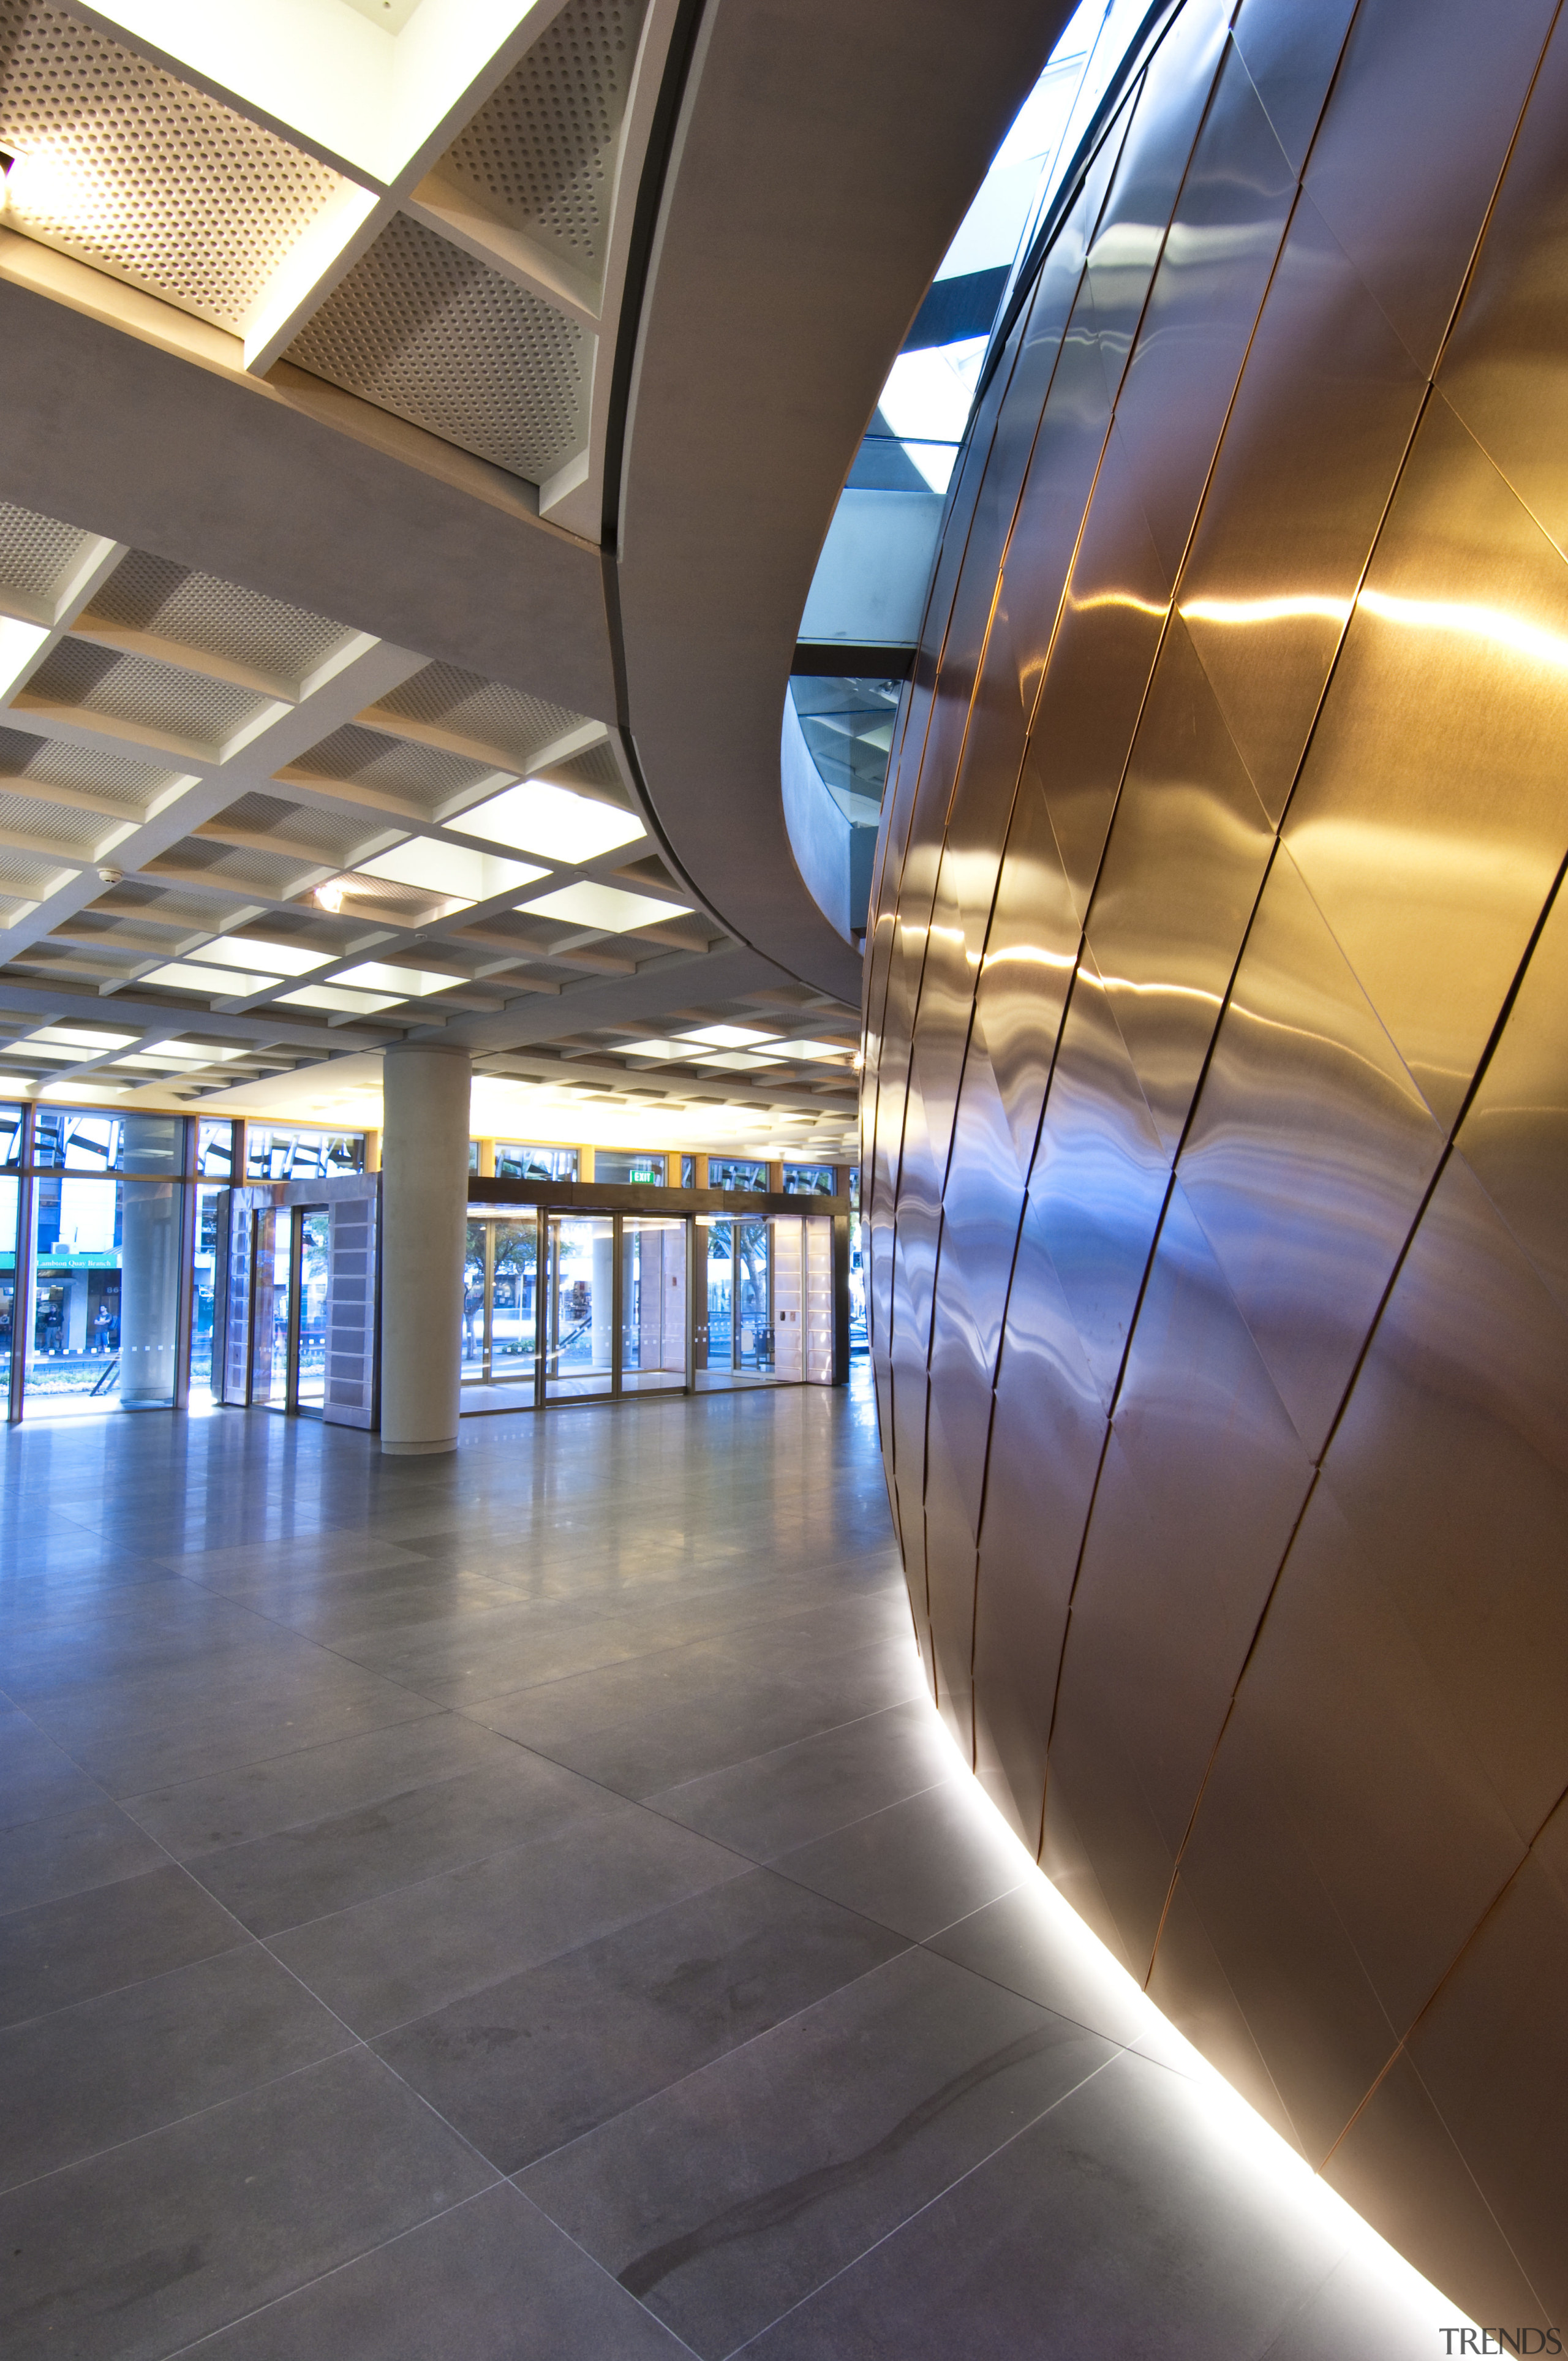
[0,2,862,1148]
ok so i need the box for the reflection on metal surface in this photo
[864,0,1568,2327]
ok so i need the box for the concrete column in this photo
[380,1042,470,1456]
[120,1180,178,1407]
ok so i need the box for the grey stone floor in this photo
[0,1372,1458,2358]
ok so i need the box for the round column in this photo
[379,1041,470,1455]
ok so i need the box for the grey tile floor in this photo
[0,1373,1460,2358]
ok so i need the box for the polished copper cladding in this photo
[864,0,1568,2324]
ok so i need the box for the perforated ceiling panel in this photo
[543,736,625,796]
[0,784,108,859]
[21,639,270,751]
[440,0,647,277]
[0,844,80,897]
[288,720,499,814]
[208,790,369,863]
[150,837,313,899]
[0,501,93,613]
[368,661,585,766]
[0,1,344,332]
[86,554,354,688]
[0,722,180,812]
[285,213,590,485]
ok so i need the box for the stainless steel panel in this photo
[1229,0,1358,175]
[1045,1183,1312,1963]
[1457,874,1568,1318]
[997,284,1114,731]
[1026,946,1170,1411]
[1112,44,1297,590]
[1201,1466,1525,2061]
[1084,0,1231,410]
[1164,1698,1400,2166]
[1321,1150,1568,1845]
[1027,420,1169,921]
[1086,615,1276,1152]
[1143,1878,1305,2153]
[862,0,1568,2311]
[928,1044,1023,1535]
[971,1190,1103,1856]
[1177,842,1445,1459]
[970,768,1080,1179]
[1403,1827,1568,2324]
[1282,392,1568,1130]
[1303,0,1556,375]
[1178,188,1426,822]
[1038,1426,1179,1973]
[1323,2054,1543,2326]
[1439,14,1568,566]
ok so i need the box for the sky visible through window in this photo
[876,0,1146,488]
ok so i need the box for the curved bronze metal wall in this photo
[864,0,1568,2324]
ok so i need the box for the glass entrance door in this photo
[620,1217,687,1394]
[295,1208,330,1413]
[251,1207,292,1408]
[461,1214,541,1394]
[545,1214,613,1400]
[489,1215,539,1389]
[734,1218,771,1374]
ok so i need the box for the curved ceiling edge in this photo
[613,0,1074,1003]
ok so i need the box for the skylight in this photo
[143,961,285,998]
[519,881,690,934]
[679,1024,780,1048]
[190,935,332,977]
[334,962,466,996]
[353,841,546,903]
[459,780,647,866]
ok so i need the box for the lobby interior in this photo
[2,0,1565,2351]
